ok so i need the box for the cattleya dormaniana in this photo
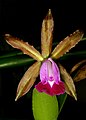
[5,9,84,101]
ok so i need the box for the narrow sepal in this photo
[73,65,86,82]
[58,63,77,100]
[5,34,43,61]
[51,30,84,59]
[15,61,41,101]
[41,9,54,58]
[70,59,86,74]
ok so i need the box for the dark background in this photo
[1,0,86,120]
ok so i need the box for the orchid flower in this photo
[35,58,65,96]
[5,9,84,101]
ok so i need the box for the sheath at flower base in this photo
[35,58,65,96]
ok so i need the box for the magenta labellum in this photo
[35,58,65,96]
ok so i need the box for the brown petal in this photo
[15,61,41,101]
[70,60,86,74]
[58,63,77,100]
[5,34,43,61]
[51,30,84,59]
[73,65,86,82]
[41,9,54,58]
[64,83,74,97]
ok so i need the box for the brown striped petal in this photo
[73,65,86,82]
[70,60,86,74]
[41,9,54,58]
[51,30,84,59]
[58,63,77,100]
[5,34,43,61]
[15,61,41,101]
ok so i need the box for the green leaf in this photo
[60,51,86,60]
[57,93,67,114]
[0,55,34,69]
[32,88,59,120]
[0,50,86,69]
